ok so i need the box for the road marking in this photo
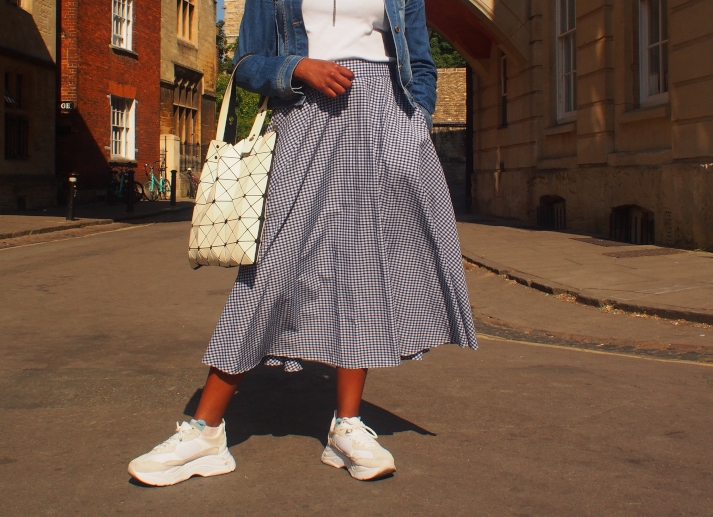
[479,333,713,367]
[0,224,153,250]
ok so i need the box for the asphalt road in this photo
[1,218,712,516]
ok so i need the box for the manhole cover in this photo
[572,237,636,247]
[603,248,685,258]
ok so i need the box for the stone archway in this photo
[425,0,529,67]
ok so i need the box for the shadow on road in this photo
[183,362,436,448]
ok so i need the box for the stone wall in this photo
[470,0,713,249]
[222,0,246,55]
[432,68,468,212]
[160,0,218,168]
[0,1,56,210]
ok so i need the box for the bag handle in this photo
[216,54,269,147]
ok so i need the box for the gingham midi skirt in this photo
[204,60,477,374]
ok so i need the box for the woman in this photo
[128,0,477,486]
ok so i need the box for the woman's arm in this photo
[404,0,438,116]
[232,0,304,99]
[232,0,354,100]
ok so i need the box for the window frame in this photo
[173,73,201,164]
[639,0,669,105]
[112,0,133,51]
[556,0,577,121]
[177,0,196,42]
[499,52,508,128]
[110,95,136,160]
[4,72,30,160]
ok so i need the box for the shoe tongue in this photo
[340,416,362,427]
[189,419,206,432]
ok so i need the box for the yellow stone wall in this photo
[470,0,713,249]
[0,1,56,210]
[160,0,218,161]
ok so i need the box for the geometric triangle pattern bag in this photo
[188,69,275,269]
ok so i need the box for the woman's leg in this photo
[336,367,367,418]
[194,367,245,427]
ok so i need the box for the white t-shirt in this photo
[302,0,393,62]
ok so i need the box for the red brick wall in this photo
[57,0,161,189]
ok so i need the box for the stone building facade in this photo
[463,0,713,249]
[432,68,469,213]
[0,0,56,210]
[159,0,218,183]
[222,0,245,56]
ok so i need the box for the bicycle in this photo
[108,166,143,204]
[181,167,199,199]
[144,161,171,201]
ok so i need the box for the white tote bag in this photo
[188,74,275,269]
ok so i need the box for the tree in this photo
[215,21,263,141]
[429,32,466,68]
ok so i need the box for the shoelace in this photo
[343,419,380,447]
[152,422,192,452]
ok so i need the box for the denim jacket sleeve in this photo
[404,0,438,118]
[232,0,306,101]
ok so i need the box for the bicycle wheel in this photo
[133,181,144,203]
[144,180,158,201]
[160,178,171,200]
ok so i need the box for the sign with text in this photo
[59,101,74,111]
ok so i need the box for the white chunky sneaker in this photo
[321,412,396,480]
[128,419,236,486]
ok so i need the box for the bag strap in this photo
[239,97,270,156]
[215,54,269,147]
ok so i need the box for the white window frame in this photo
[112,0,133,50]
[639,0,669,105]
[110,96,136,160]
[556,0,577,120]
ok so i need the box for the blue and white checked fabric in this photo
[204,60,477,374]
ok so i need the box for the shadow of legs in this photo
[183,362,436,448]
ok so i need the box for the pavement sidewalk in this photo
[0,199,195,239]
[1,203,711,325]
[457,217,713,326]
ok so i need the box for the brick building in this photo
[0,0,57,210]
[56,0,161,194]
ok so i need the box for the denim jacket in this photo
[233,0,437,124]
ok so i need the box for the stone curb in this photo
[0,205,194,240]
[462,253,713,326]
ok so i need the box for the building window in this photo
[174,73,201,169]
[556,0,577,119]
[110,96,135,159]
[112,0,133,50]
[640,0,668,103]
[499,52,508,127]
[177,0,195,41]
[4,72,29,160]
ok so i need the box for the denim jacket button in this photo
[394,25,401,33]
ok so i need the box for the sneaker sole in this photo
[321,445,395,481]
[128,448,236,486]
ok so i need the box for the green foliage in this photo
[429,32,466,68]
[215,21,266,141]
[216,20,235,74]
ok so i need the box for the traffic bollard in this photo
[66,173,78,220]
[126,169,135,213]
[170,169,177,206]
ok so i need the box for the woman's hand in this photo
[293,59,354,98]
